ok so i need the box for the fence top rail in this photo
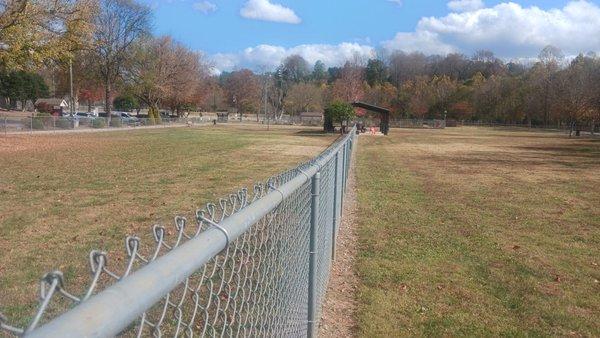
[11,126,356,338]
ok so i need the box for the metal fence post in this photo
[344,138,352,186]
[340,144,346,216]
[332,153,339,261]
[307,171,320,338]
[343,142,348,193]
[346,141,350,188]
[345,139,351,189]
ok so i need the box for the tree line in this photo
[216,47,599,133]
[1,0,598,131]
[0,0,209,123]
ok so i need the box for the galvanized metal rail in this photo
[0,126,357,337]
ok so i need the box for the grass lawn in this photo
[0,124,336,325]
[355,127,599,336]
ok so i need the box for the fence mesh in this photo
[0,115,208,134]
[0,127,356,337]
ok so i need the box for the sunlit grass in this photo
[355,127,600,336]
[0,125,336,326]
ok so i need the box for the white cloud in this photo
[388,0,403,6]
[383,31,458,55]
[447,0,485,12]
[193,1,217,14]
[240,0,301,24]
[383,1,600,58]
[212,1,600,72]
[211,43,375,73]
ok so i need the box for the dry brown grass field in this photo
[0,125,336,326]
[355,127,599,336]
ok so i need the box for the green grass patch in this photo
[355,127,600,337]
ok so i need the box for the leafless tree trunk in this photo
[104,75,111,122]
[92,0,150,124]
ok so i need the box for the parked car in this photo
[160,111,178,119]
[58,112,80,122]
[76,112,95,117]
[75,112,96,124]
[112,112,140,125]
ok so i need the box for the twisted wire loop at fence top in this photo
[0,126,356,338]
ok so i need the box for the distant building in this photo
[35,98,69,115]
[299,111,323,122]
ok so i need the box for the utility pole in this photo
[69,58,74,115]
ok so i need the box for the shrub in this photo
[113,95,139,112]
[140,118,153,126]
[109,118,123,128]
[36,102,53,114]
[324,101,355,132]
[31,117,45,130]
[92,118,106,129]
[56,118,72,129]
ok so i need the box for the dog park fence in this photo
[390,119,446,129]
[0,126,357,337]
[0,114,209,134]
[357,117,446,129]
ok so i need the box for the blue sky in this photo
[142,0,600,72]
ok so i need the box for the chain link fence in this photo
[389,119,446,129]
[0,126,357,337]
[357,117,446,129]
[206,113,323,127]
[0,114,209,134]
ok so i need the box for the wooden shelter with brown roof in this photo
[351,101,390,135]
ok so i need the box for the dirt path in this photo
[319,143,359,337]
